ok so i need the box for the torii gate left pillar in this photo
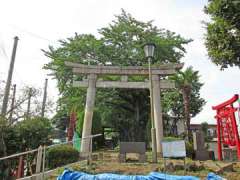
[81,74,97,154]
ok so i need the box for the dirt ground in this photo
[49,152,240,180]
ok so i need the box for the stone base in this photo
[119,154,126,163]
[139,154,147,163]
[119,153,146,163]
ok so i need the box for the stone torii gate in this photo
[65,61,183,155]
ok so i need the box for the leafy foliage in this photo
[0,117,9,157]
[162,136,182,142]
[0,116,53,179]
[166,67,206,140]
[0,117,17,179]
[15,117,53,151]
[1,117,52,155]
[201,121,212,141]
[46,144,79,169]
[201,122,209,135]
[186,141,194,158]
[204,0,240,69]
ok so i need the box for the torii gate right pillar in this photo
[152,75,163,156]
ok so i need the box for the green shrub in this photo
[46,144,79,169]
[162,136,182,142]
[186,141,194,158]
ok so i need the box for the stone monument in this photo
[193,131,209,160]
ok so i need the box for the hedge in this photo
[46,144,79,169]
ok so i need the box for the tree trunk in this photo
[135,99,140,141]
[182,87,191,141]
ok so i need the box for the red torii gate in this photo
[212,94,240,160]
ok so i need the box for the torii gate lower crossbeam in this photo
[65,61,183,157]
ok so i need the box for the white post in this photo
[36,146,43,180]
[81,74,97,155]
[152,75,163,156]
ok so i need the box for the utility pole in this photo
[9,84,16,124]
[26,88,32,119]
[1,36,19,117]
[41,79,48,118]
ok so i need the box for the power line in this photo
[0,42,27,86]
[9,24,55,43]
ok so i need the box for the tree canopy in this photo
[204,0,240,69]
[43,10,204,142]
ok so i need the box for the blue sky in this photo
[0,0,240,124]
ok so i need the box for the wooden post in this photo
[16,156,24,178]
[81,74,97,155]
[41,146,46,180]
[36,146,43,180]
[152,75,163,156]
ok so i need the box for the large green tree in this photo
[204,0,240,69]
[169,67,205,141]
[43,10,192,142]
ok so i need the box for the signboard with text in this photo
[162,140,186,158]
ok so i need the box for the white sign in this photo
[162,140,186,158]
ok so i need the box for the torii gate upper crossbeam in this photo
[65,61,183,75]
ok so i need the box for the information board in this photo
[162,140,186,158]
